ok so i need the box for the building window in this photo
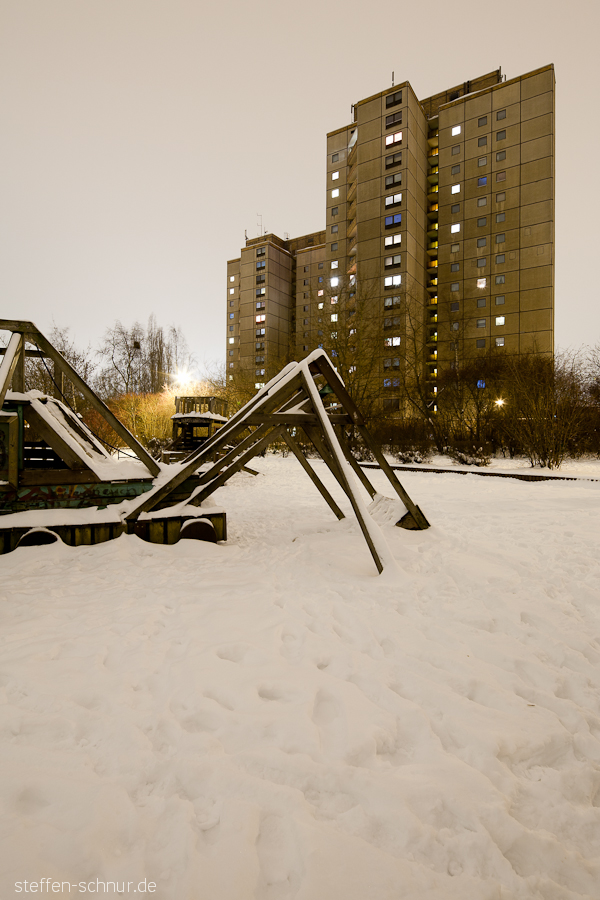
[478,157,487,167]
[318,276,323,282]
[451,203,460,213]
[451,125,461,136]
[451,322,459,331]
[228,350,234,357]
[477,277,487,288]
[229,288,234,295]
[256,288,265,297]
[331,224,339,233]
[451,282,459,291]
[451,184,460,194]
[256,328,265,336]
[496,337,505,347]
[477,197,487,207]
[317,303,323,310]
[384,336,401,347]
[386,151,402,168]
[229,275,235,282]
[477,217,487,227]
[476,339,486,348]
[385,172,402,188]
[331,242,338,251]
[331,313,338,322]
[385,192,402,207]
[451,145,460,155]
[478,116,487,127]
[331,188,339,198]
[331,206,339,216]
[331,171,339,180]
[303,305,309,311]
[477,237,487,247]
[385,131,403,147]
[385,213,402,228]
[255,314,265,323]
[303,279,308,286]
[451,242,460,253]
[332,152,339,162]
[496,192,506,202]
[317,289,324,296]
[228,325,234,332]
[496,171,506,182]
[495,275,505,284]
[384,295,401,308]
[256,274,265,284]
[451,164,460,175]
[386,89,403,107]
[478,136,487,147]
[384,274,402,287]
[477,318,486,328]
[256,301,265,310]
[496,150,506,162]
[256,247,265,257]
[496,254,505,264]
[496,212,505,223]
[451,223,460,233]
[256,260,265,270]
[496,109,506,120]
[496,233,505,243]
[330,277,339,287]
[495,316,505,326]
[477,257,486,267]
[256,342,264,350]
[386,111,402,128]
[303,318,309,325]
[495,295,505,305]
[331,260,338,269]
[384,254,402,268]
[450,301,459,311]
[496,130,506,141]
[331,295,338,303]
[384,233,401,247]
[477,297,486,308]
[478,176,487,186]
[451,263,460,272]
[229,300,234,307]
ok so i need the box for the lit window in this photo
[331,313,338,322]
[384,336,401,347]
[384,233,401,247]
[477,278,487,288]
[331,296,338,304]
[451,184,460,194]
[228,338,235,344]
[255,383,265,389]
[229,312,234,319]
[229,362,234,368]
[385,213,402,227]
[385,192,402,207]
[256,328,266,336]
[384,274,402,287]
[495,316,505,326]
[451,224,460,234]
[331,331,337,339]
[451,125,461,136]
[256,301,265,309]
[318,302,324,309]
[477,318,485,328]
[318,289,324,296]
[495,337,505,347]
[332,171,339,180]
[478,176,487,186]
[229,275,235,282]
[349,329,356,336]
[385,131,403,146]
[331,260,338,269]
[256,314,265,323]
[229,288,234,295]
[330,277,339,287]
[496,233,505,243]
[256,288,265,296]
[331,188,339,198]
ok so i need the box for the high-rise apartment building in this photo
[226,65,555,405]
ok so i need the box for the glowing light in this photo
[495,398,505,407]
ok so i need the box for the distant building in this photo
[226,65,555,406]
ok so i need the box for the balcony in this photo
[427,223,438,238]
[427,332,438,344]
[426,279,438,292]
[426,242,438,257]
[427,167,439,184]
[427,260,438,274]
[427,149,439,163]
[428,295,438,306]
[429,313,438,324]
[427,185,439,200]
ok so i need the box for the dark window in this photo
[478,157,487,167]
[256,260,265,269]
[386,89,403,108]
[331,224,338,233]
[497,130,506,141]
[385,111,402,128]
[496,233,505,244]
[495,274,505,284]
[331,206,338,216]
[477,297,486,308]
[478,176,487,186]
[496,109,506,120]
[478,136,487,147]
[477,237,487,247]
[496,192,506,202]
[383,398,400,411]
[331,242,338,251]
[496,212,505,223]
[451,263,460,272]
[450,301,459,311]
[496,171,506,182]
[318,262,323,269]
[476,339,486,348]
[256,247,265,257]
[303,266,308,272]
[477,257,486,267]
[385,172,402,188]
[496,254,505,264]
[495,295,505,305]
[496,150,506,162]
[451,203,460,213]
[256,274,265,284]
[385,213,402,228]
[478,116,487,127]
[451,145,460,155]
[477,217,487,227]
[477,318,486,328]
[451,164,460,175]
[332,152,339,162]
[451,282,459,292]
[303,279,308,286]
[386,151,402,168]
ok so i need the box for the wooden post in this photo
[281,429,345,520]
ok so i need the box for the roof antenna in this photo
[392,70,395,87]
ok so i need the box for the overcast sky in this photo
[1,0,597,374]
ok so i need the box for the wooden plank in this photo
[0,333,23,406]
[334,426,377,499]
[31,330,160,477]
[312,353,430,530]
[18,469,101,485]
[281,429,345,520]
[24,405,94,471]
[0,348,45,358]
[303,424,349,492]
[0,319,37,334]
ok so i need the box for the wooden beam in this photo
[312,353,430,530]
[281,429,345,521]
[31,330,160,477]
[334,425,377,499]
[193,427,282,505]
[19,468,100,486]
[0,333,23,406]
[0,319,37,334]
[24,406,95,472]
[0,348,45,359]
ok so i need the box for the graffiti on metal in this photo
[0,480,153,513]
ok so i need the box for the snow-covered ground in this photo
[1,456,600,899]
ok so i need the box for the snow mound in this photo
[1,456,599,899]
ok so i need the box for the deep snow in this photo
[1,456,600,899]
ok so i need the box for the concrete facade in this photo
[226,65,555,400]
